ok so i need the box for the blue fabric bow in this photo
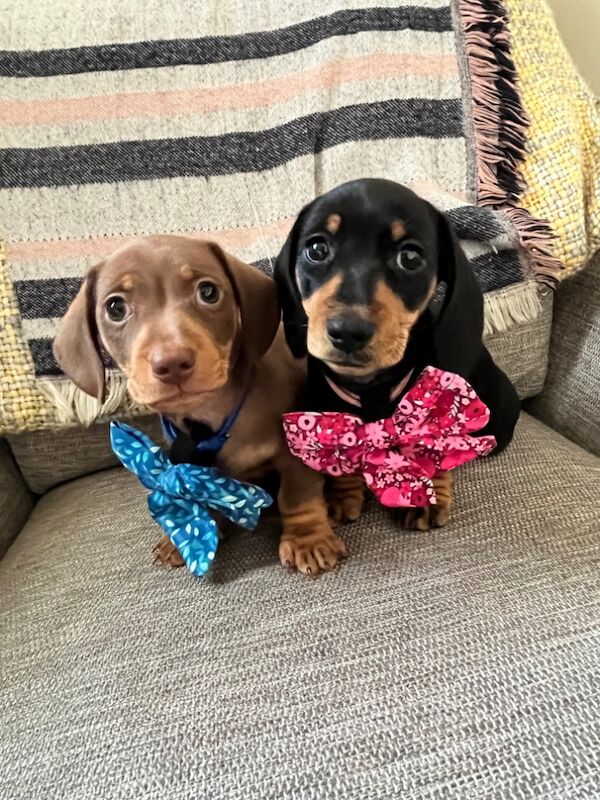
[110,421,273,577]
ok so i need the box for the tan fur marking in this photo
[277,458,346,576]
[110,273,134,292]
[180,263,195,279]
[127,314,230,407]
[326,213,342,234]
[391,220,406,241]
[302,274,345,358]
[303,272,435,373]
[302,274,343,317]
[369,280,420,365]
[327,475,365,527]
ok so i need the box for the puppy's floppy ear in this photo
[209,243,280,359]
[53,266,106,399]
[432,210,484,374]
[273,206,311,358]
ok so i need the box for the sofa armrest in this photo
[527,253,600,456]
[0,439,36,558]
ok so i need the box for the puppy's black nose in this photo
[327,316,374,354]
[150,347,196,384]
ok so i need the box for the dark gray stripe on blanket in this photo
[252,258,274,275]
[17,276,82,319]
[470,250,522,293]
[15,249,520,323]
[446,206,505,241]
[29,339,62,376]
[15,257,272,320]
[0,7,452,78]
[0,99,463,188]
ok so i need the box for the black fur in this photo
[274,178,520,452]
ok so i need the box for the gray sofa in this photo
[1,255,599,799]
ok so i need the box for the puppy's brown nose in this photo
[150,347,196,384]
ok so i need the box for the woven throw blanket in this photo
[505,0,600,276]
[0,0,559,432]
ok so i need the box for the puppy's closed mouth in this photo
[326,355,366,366]
[323,353,370,370]
[129,385,212,411]
[326,361,377,379]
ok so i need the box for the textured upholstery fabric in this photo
[506,0,600,274]
[1,413,599,799]
[7,415,162,494]
[485,287,553,399]
[528,253,600,456]
[0,439,35,557]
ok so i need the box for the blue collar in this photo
[161,400,244,455]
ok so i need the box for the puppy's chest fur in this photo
[213,330,305,481]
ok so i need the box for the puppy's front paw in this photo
[397,471,453,531]
[152,535,185,568]
[279,528,346,577]
[327,475,365,528]
[398,503,450,531]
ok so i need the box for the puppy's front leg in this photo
[153,535,185,568]
[400,471,454,531]
[276,451,346,577]
[152,512,227,569]
[327,474,365,527]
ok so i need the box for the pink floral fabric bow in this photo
[283,366,497,507]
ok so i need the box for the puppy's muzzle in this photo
[150,346,196,385]
[326,315,374,355]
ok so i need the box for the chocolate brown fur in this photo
[54,235,344,576]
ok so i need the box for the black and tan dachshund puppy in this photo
[275,178,520,530]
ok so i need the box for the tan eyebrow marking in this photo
[391,220,406,241]
[180,263,195,279]
[117,273,134,291]
[325,213,341,234]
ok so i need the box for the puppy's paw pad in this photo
[279,531,346,577]
[152,535,185,568]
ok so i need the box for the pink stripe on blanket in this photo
[1,53,458,125]
[8,218,293,262]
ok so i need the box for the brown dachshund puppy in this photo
[54,235,346,576]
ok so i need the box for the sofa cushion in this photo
[0,439,35,557]
[1,413,599,799]
[528,252,600,456]
[6,415,162,494]
[484,286,552,399]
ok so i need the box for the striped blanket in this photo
[0,0,557,432]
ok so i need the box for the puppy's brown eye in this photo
[305,236,330,263]
[197,281,220,305]
[396,247,425,272]
[105,295,129,322]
